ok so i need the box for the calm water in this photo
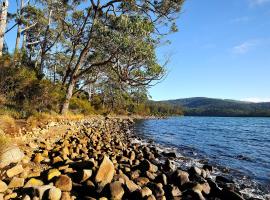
[134,117,270,194]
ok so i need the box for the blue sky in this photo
[4,0,270,102]
[150,0,270,101]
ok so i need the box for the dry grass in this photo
[0,115,18,135]
[26,112,85,128]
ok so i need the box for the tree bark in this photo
[61,78,76,115]
[0,0,9,57]
[15,0,24,54]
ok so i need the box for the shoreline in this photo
[0,117,268,199]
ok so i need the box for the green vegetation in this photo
[163,97,270,117]
[0,0,184,118]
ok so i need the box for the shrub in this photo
[70,97,95,115]
[0,115,17,135]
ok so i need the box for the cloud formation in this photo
[232,40,260,54]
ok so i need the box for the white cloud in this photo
[241,97,270,103]
[230,16,251,24]
[232,40,260,54]
[249,0,270,6]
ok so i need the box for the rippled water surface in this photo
[134,117,270,193]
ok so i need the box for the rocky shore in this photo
[0,117,261,200]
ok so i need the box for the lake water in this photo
[134,116,270,197]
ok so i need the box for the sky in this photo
[4,0,270,102]
[149,0,270,101]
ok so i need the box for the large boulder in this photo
[0,145,24,168]
[95,155,115,190]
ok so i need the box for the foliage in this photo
[163,97,270,117]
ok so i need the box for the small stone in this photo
[140,160,158,173]
[0,180,8,193]
[22,195,31,200]
[173,170,189,186]
[125,179,140,193]
[3,192,17,199]
[60,192,71,200]
[110,181,124,200]
[24,178,44,188]
[147,195,156,200]
[189,166,202,176]
[33,153,44,164]
[136,177,149,187]
[48,169,61,181]
[80,169,92,183]
[53,156,63,164]
[6,164,24,178]
[8,177,24,188]
[95,155,115,190]
[33,185,54,200]
[170,185,181,197]
[48,187,62,200]
[55,175,72,192]
[140,187,152,198]
[130,151,136,161]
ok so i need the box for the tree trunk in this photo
[15,0,23,54]
[61,78,76,115]
[0,0,9,57]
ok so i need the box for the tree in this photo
[0,0,8,56]
[59,0,184,114]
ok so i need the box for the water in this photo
[134,116,270,197]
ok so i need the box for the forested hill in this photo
[161,97,270,117]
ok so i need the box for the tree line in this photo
[0,0,184,117]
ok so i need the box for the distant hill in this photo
[160,97,270,117]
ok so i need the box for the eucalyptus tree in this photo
[59,0,184,114]
[0,0,8,56]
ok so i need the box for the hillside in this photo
[161,97,270,117]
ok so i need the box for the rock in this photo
[164,159,175,172]
[33,185,54,200]
[125,179,140,193]
[0,145,24,168]
[135,177,150,187]
[189,166,202,176]
[140,160,158,173]
[6,164,24,178]
[130,151,136,161]
[8,177,24,188]
[169,185,182,197]
[173,170,190,186]
[110,181,124,200]
[203,164,213,172]
[24,178,44,188]
[22,195,31,200]
[140,187,152,198]
[149,183,164,197]
[95,155,115,190]
[33,153,44,164]
[48,187,62,200]
[221,190,244,200]
[55,175,72,192]
[53,156,63,164]
[79,169,92,183]
[61,192,71,200]
[0,181,8,193]
[48,169,61,181]
[193,182,211,195]
[3,192,17,199]
[147,195,156,200]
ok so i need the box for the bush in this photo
[70,97,95,114]
[0,115,17,135]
